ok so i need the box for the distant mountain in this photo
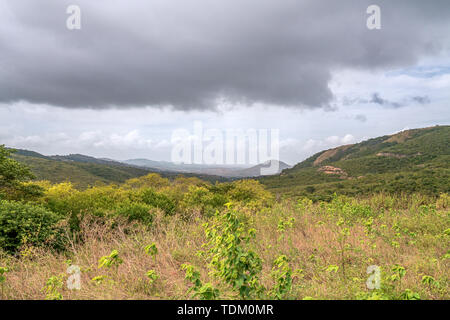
[232,160,291,177]
[122,158,290,178]
[122,158,184,172]
[261,125,450,198]
[50,153,129,166]
[13,149,51,160]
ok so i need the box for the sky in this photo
[0,0,449,165]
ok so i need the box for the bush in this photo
[41,182,79,215]
[181,186,228,218]
[138,189,176,216]
[114,202,155,225]
[123,174,170,190]
[226,180,274,209]
[42,183,128,217]
[0,201,65,253]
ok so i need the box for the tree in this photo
[0,145,42,200]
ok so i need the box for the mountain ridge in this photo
[6,125,449,194]
[260,125,450,199]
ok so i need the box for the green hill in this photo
[260,125,450,199]
[10,149,228,188]
[11,152,153,188]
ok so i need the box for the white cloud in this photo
[302,134,356,152]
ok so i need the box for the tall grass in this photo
[0,192,448,300]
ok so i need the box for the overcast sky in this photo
[1,0,449,164]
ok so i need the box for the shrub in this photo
[138,189,176,216]
[181,186,227,218]
[98,249,123,269]
[202,203,263,299]
[146,270,159,285]
[226,180,274,209]
[41,182,79,216]
[144,243,158,260]
[123,173,170,190]
[114,202,155,225]
[0,201,65,253]
[269,255,294,299]
[43,275,64,300]
[181,264,220,300]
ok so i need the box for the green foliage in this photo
[0,266,7,283]
[400,289,421,300]
[0,145,42,200]
[181,264,220,300]
[181,185,227,218]
[390,264,406,282]
[98,250,123,269]
[0,200,65,253]
[91,275,108,285]
[144,243,158,261]
[138,188,176,215]
[325,265,339,273]
[277,217,295,233]
[202,204,263,299]
[123,173,170,190]
[421,275,438,288]
[269,255,293,299]
[146,270,159,285]
[43,275,64,300]
[0,265,8,298]
[226,180,274,209]
[115,202,155,225]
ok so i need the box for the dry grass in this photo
[0,196,449,300]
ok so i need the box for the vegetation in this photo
[261,126,450,200]
[0,127,448,300]
[11,149,227,189]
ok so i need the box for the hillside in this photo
[260,125,450,199]
[6,125,449,192]
[11,151,154,188]
[11,150,228,188]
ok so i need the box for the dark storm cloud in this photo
[412,96,431,105]
[370,93,402,108]
[0,0,449,110]
[369,93,432,108]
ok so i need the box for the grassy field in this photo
[0,174,448,300]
